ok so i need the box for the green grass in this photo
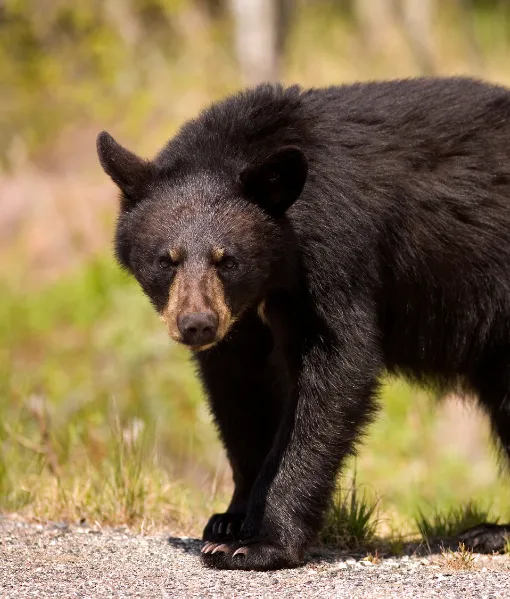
[386,535,406,557]
[415,503,494,542]
[1,257,227,532]
[2,255,510,539]
[1,409,194,531]
[354,379,510,533]
[320,471,379,548]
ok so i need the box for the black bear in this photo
[97,77,510,570]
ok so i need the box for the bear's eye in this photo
[219,256,238,270]
[267,170,280,184]
[158,255,178,270]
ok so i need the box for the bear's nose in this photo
[177,312,219,348]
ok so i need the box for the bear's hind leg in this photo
[457,522,510,553]
[459,366,510,553]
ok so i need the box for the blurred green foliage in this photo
[1,257,228,530]
[2,1,510,168]
[0,0,236,167]
[2,257,212,468]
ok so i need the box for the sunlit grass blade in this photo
[416,502,494,542]
[320,471,379,549]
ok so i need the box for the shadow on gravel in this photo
[167,526,510,569]
[168,537,203,555]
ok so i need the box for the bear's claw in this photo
[200,539,303,570]
[202,512,246,543]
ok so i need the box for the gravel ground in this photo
[1,518,509,599]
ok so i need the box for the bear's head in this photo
[97,131,307,351]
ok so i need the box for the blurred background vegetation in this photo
[2,0,510,539]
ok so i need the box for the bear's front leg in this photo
[201,319,382,570]
[197,312,285,545]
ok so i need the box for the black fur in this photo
[97,77,510,570]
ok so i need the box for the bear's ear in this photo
[96,131,152,201]
[240,146,308,217]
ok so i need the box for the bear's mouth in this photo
[188,341,217,352]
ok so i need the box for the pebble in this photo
[1,518,509,599]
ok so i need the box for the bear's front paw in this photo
[200,538,304,571]
[202,512,246,542]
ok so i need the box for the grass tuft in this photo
[386,534,406,557]
[320,472,379,549]
[1,407,195,532]
[364,550,381,564]
[440,543,476,571]
[416,502,493,542]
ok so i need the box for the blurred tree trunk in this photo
[353,0,397,54]
[398,0,437,75]
[453,0,483,70]
[198,0,226,18]
[229,0,291,85]
[354,0,437,75]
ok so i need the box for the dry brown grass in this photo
[440,543,476,571]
